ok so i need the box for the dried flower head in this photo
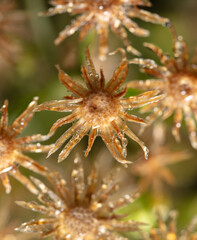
[36,47,163,166]
[0,97,53,194]
[128,27,197,149]
[142,210,197,240]
[132,124,190,194]
[16,156,143,239]
[40,0,169,60]
[0,0,26,68]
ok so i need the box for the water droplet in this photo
[98,225,107,234]
[185,95,193,102]
[144,146,149,160]
[176,123,181,128]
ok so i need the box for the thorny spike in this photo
[1,173,11,194]
[85,128,97,157]
[30,176,66,210]
[58,122,89,162]
[56,65,89,97]
[109,48,127,62]
[120,93,164,109]
[143,42,174,70]
[101,130,131,167]
[127,79,165,90]
[93,169,120,205]
[86,165,98,199]
[16,201,52,215]
[47,121,84,158]
[124,125,148,158]
[129,58,158,69]
[184,106,197,149]
[128,8,170,27]
[36,99,81,112]
[16,154,51,178]
[15,218,56,235]
[107,192,140,212]
[72,156,85,204]
[8,97,38,138]
[122,16,150,37]
[49,112,79,136]
[0,99,8,134]
[121,112,146,124]
[81,66,94,90]
[172,107,182,142]
[10,168,38,195]
[170,23,178,42]
[99,68,105,89]
[85,46,100,88]
[106,61,128,93]
[16,133,53,144]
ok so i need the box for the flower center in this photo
[59,207,97,238]
[168,73,197,104]
[81,91,120,128]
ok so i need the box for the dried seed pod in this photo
[40,0,169,60]
[36,47,163,166]
[16,156,144,239]
[128,26,197,149]
[0,97,54,194]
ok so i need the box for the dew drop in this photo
[144,146,149,160]
[176,123,181,128]
[98,225,107,234]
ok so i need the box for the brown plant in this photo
[16,156,143,240]
[0,97,53,194]
[40,0,169,60]
[36,47,163,166]
[128,27,197,149]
